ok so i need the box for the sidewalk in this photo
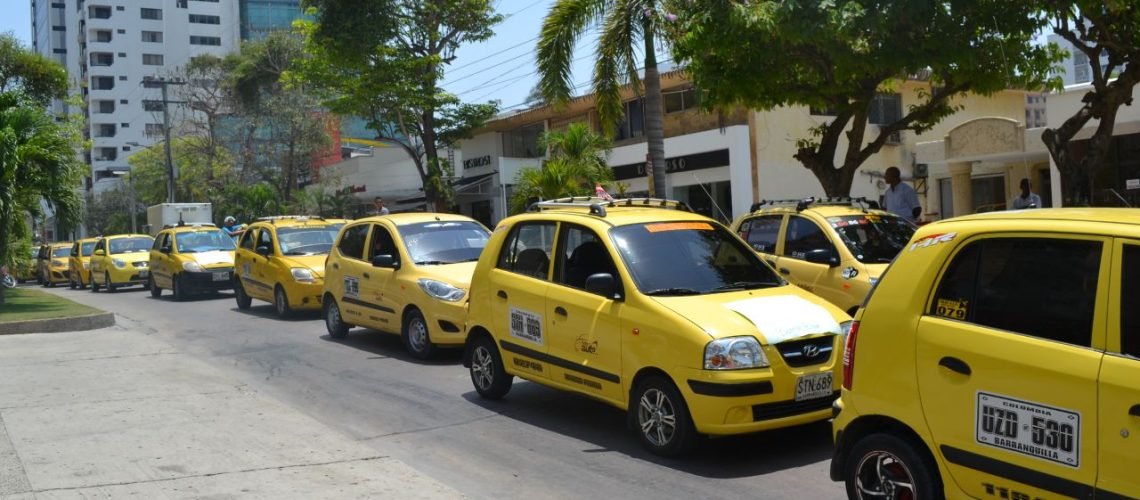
[0,325,463,499]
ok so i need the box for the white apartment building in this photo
[1048,33,1110,87]
[31,0,239,194]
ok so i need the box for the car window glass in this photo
[496,222,556,280]
[239,229,256,250]
[398,221,488,264]
[95,240,105,252]
[109,237,153,254]
[81,242,96,256]
[257,228,273,250]
[827,214,915,264]
[555,224,618,290]
[72,243,79,255]
[337,224,369,260]
[930,237,1101,347]
[368,225,397,260]
[1119,244,1140,358]
[783,216,834,259]
[174,230,236,253]
[739,215,783,253]
[53,246,70,257]
[277,225,341,256]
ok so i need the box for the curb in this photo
[0,312,116,335]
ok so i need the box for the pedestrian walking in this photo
[882,167,922,222]
[1009,178,1043,209]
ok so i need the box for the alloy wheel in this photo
[638,388,678,447]
[853,450,917,500]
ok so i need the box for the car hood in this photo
[279,254,327,278]
[416,261,478,288]
[651,287,849,344]
[113,252,151,264]
[186,250,234,266]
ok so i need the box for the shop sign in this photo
[612,149,729,181]
[463,155,492,169]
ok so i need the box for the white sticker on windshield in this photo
[509,307,543,346]
[975,392,1080,468]
[724,295,841,344]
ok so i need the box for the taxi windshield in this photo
[276,224,343,256]
[175,230,236,253]
[80,242,96,256]
[611,221,784,296]
[52,247,71,257]
[826,214,915,264]
[398,221,489,265]
[108,237,153,254]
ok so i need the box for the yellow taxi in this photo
[731,198,915,316]
[67,237,100,289]
[89,234,154,292]
[322,213,490,359]
[831,208,1140,499]
[234,216,346,318]
[38,242,72,287]
[462,197,852,456]
[149,224,236,301]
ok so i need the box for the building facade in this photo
[238,0,304,41]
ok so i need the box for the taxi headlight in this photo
[182,261,204,272]
[704,336,769,370]
[290,268,316,283]
[417,278,465,302]
[111,258,126,268]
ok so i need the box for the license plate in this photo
[976,392,1080,467]
[138,270,149,277]
[795,372,833,402]
[212,271,228,282]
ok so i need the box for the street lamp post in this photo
[110,169,137,234]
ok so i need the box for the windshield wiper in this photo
[415,260,448,265]
[284,251,314,256]
[711,281,782,292]
[644,287,702,296]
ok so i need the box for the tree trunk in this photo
[421,108,442,212]
[642,21,667,198]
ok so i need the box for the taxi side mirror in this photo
[93,249,105,256]
[256,245,272,257]
[805,248,840,267]
[585,273,621,300]
[371,254,400,269]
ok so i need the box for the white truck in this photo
[146,203,213,235]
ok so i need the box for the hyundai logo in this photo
[801,344,821,358]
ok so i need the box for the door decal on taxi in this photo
[344,276,360,298]
[975,391,1080,468]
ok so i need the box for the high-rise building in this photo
[239,0,305,41]
[1048,33,1111,88]
[31,0,240,195]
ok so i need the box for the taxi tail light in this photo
[842,321,859,391]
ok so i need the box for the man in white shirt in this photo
[882,167,921,222]
[1010,178,1043,210]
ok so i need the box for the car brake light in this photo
[842,321,859,391]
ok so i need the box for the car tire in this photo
[844,433,942,500]
[631,375,698,457]
[402,309,435,360]
[69,274,77,289]
[324,296,350,339]
[149,276,161,297]
[234,280,251,309]
[469,335,512,399]
[90,274,100,292]
[172,274,187,302]
[274,286,292,319]
[77,273,87,290]
[105,272,116,293]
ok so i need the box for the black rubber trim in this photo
[499,340,620,384]
[939,445,1093,499]
[687,380,773,397]
[342,296,396,314]
[243,277,273,291]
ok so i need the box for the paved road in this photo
[40,284,844,499]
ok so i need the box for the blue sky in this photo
[0,0,646,113]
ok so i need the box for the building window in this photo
[117,29,126,34]
[192,0,221,2]
[140,8,162,20]
[120,99,129,104]
[95,147,117,161]
[143,100,164,112]
[89,52,113,66]
[120,123,130,128]
[615,99,645,141]
[96,100,115,113]
[141,31,163,43]
[94,123,116,138]
[868,93,902,125]
[94,30,112,42]
[145,123,164,137]
[189,36,222,46]
[663,87,701,114]
[189,14,221,24]
[122,146,132,151]
[91,76,114,90]
[118,76,128,81]
[501,123,543,158]
[89,6,111,19]
[142,54,164,65]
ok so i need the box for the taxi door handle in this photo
[778,267,791,275]
[938,356,971,376]
[554,306,567,317]
[363,272,371,279]
[1129,404,1140,417]
[497,290,508,299]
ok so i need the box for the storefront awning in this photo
[453,172,497,196]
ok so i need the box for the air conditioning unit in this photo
[913,163,929,178]
[885,131,903,145]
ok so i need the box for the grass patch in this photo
[0,287,104,323]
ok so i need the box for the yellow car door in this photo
[1099,239,1140,498]
[490,221,556,380]
[235,228,260,299]
[330,223,371,323]
[356,223,400,330]
[90,239,107,278]
[545,223,624,402]
[915,235,1106,498]
[737,214,785,268]
[775,215,846,304]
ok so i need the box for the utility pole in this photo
[141,77,186,203]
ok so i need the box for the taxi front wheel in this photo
[149,276,161,298]
[234,280,251,309]
[324,296,349,339]
[469,335,512,399]
[845,433,942,500]
[631,376,698,457]
[402,309,435,360]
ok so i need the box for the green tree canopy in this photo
[510,122,614,213]
[0,33,68,104]
[668,0,1061,196]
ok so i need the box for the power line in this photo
[447,36,540,76]
[455,52,594,97]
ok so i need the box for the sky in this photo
[3,1,32,46]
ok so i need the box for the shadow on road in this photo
[319,329,464,366]
[231,303,323,321]
[141,290,236,303]
[460,384,835,479]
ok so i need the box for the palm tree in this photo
[0,91,82,304]
[510,123,613,213]
[538,0,671,197]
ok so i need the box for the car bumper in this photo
[181,268,234,292]
[674,366,839,435]
[46,267,70,283]
[282,280,324,310]
[424,300,468,346]
[107,266,150,285]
